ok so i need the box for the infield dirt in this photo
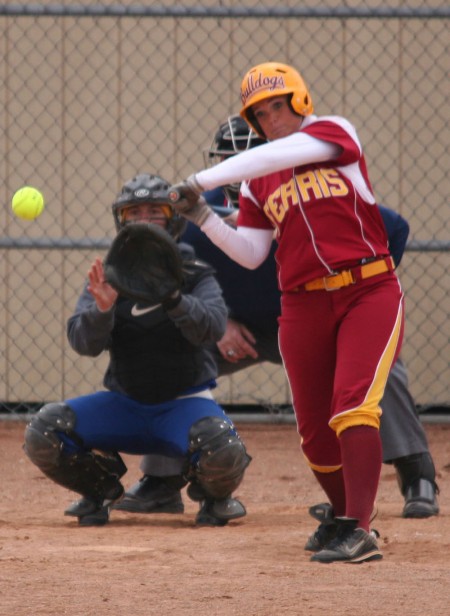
[1,421,449,616]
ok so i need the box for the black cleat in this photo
[195,498,246,527]
[304,502,378,552]
[394,453,439,518]
[65,485,124,527]
[78,504,110,527]
[304,502,338,552]
[402,478,439,518]
[65,496,101,517]
[311,517,383,564]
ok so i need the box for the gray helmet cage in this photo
[203,115,266,207]
[112,173,186,239]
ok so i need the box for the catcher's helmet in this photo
[204,115,266,207]
[240,62,314,137]
[112,173,186,239]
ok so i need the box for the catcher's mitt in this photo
[103,223,183,305]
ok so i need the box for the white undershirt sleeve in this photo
[201,213,274,269]
[196,132,340,191]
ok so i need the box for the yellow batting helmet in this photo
[240,62,314,137]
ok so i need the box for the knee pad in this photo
[24,402,126,502]
[24,402,78,471]
[187,416,251,500]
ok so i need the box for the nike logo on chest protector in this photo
[131,303,162,317]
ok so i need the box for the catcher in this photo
[23,173,251,527]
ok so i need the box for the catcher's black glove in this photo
[104,223,183,309]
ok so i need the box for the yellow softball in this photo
[11,186,45,220]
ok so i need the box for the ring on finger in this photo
[226,349,236,357]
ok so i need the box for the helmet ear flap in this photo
[291,92,313,117]
[241,107,265,139]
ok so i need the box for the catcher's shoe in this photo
[310,517,383,564]
[65,497,99,517]
[112,475,184,514]
[78,504,110,527]
[64,485,124,527]
[195,498,246,527]
[402,478,439,519]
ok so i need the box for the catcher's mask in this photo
[204,115,266,207]
[112,173,186,239]
[240,62,314,138]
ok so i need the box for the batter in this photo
[169,62,405,563]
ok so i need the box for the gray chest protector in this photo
[108,257,214,404]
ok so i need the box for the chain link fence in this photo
[0,2,448,417]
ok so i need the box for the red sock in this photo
[312,468,346,517]
[339,425,382,530]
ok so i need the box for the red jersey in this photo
[237,115,390,291]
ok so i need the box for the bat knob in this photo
[168,189,180,203]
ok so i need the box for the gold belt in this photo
[301,257,395,292]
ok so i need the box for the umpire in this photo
[23,173,251,527]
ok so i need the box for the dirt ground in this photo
[1,420,449,616]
